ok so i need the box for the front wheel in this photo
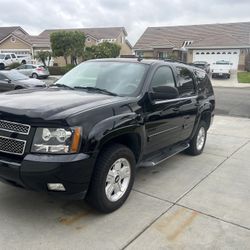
[86,144,136,213]
[186,121,207,156]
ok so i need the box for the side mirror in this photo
[151,86,179,101]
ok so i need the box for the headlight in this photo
[31,127,81,154]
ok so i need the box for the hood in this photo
[0,88,124,121]
[16,78,46,87]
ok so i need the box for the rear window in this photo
[215,61,230,65]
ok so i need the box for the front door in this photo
[144,66,182,155]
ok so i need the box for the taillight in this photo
[37,67,44,71]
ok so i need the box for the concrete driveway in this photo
[211,72,248,88]
[0,115,249,249]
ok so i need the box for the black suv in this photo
[0,59,215,213]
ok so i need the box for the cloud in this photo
[0,0,250,45]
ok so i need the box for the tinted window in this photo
[176,67,195,95]
[11,54,16,58]
[151,66,175,88]
[17,65,25,69]
[5,55,11,60]
[26,65,33,69]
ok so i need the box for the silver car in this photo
[15,64,50,79]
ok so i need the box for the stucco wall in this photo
[0,36,31,50]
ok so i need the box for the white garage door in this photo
[193,49,240,70]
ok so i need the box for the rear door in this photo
[175,66,198,141]
[144,65,182,154]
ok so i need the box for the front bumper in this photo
[0,153,95,199]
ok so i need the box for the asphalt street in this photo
[214,86,250,118]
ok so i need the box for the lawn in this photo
[237,72,250,83]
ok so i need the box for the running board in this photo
[139,142,190,168]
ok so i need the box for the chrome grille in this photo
[0,136,26,155]
[0,120,30,135]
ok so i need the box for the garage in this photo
[193,49,240,70]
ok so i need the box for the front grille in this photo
[0,120,30,135]
[0,136,26,155]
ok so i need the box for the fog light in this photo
[47,183,66,191]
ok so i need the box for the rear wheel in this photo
[186,120,207,156]
[32,73,38,79]
[86,144,135,213]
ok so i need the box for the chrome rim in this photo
[196,126,206,151]
[105,158,131,202]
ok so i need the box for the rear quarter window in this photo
[194,70,213,95]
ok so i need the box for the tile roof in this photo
[134,22,250,50]
[39,27,127,40]
[0,26,20,41]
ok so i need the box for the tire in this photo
[186,120,207,156]
[86,144,136,213]
[32,73,38,79]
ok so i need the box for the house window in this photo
[217,52,221,54]
[211,52,215,54]
[201,52,205,55]
[196,52,200,55]
[11,36,16,43]
[206,52,210,54]
[228,52,232,54]
[86,37,91,42]
[233,52,237,54]
[222,52,226,54]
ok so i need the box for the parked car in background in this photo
[0,59,215,213]
[0,53,30,69]
[192,61,210,73]
[15,64,50,79]
[211,60,232,78]
[0,70,46,92]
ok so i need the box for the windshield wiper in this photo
[74,86,118,96]
[52,83,74,90]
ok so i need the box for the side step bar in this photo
[139,142,190,168]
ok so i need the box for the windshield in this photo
[4,70,29,81]
[0,54,5,59]
[56,61,149,96]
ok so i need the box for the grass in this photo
[237,72,250,83]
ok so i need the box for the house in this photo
[39,27,132,65]
[0,26,50,60]
[133,22,250,70]
[0,26,132,66]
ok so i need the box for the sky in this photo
[0,0,250,45]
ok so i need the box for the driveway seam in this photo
[174,139,250,205]
[122,203,175,250]
[208,132,250,139]
[176,204,250,231]
[124,139,250,249]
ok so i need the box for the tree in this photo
[50,31,85,65]
[83,42,121,60]
[34,51,52,66]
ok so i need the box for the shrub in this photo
[8,62,21,69]
[48,64,75,75]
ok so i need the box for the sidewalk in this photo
[0,115,249,249]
